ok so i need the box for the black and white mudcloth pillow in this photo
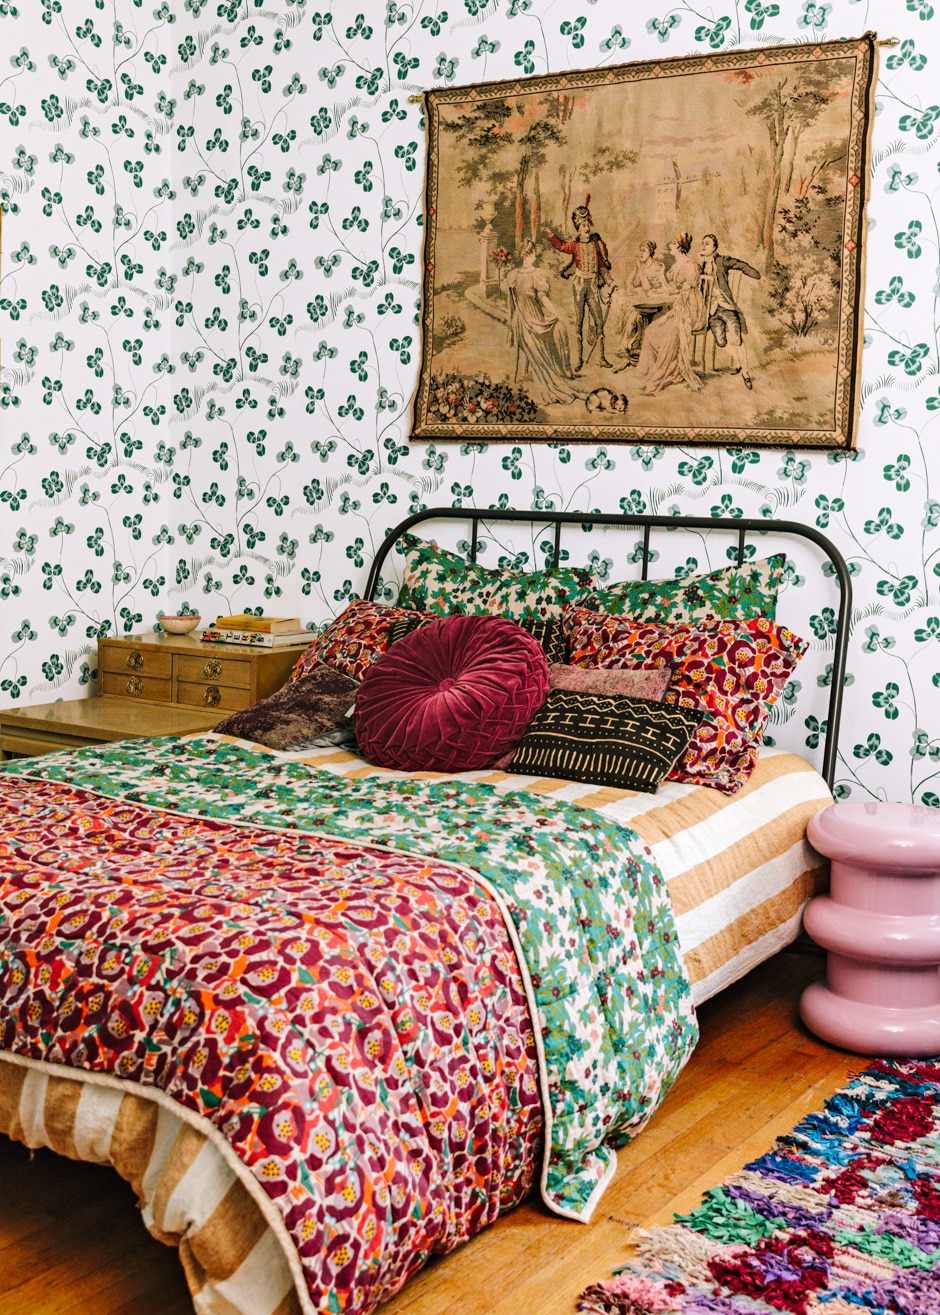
[508,689,704,793]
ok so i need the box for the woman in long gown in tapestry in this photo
[505,239,585,406]
[607,239,667,368]
[635,232,705,395]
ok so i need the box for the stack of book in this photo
[200,614,312,647]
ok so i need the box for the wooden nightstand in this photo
[97,631,308,713]
[1,631,311,759]
[0,699,224,760]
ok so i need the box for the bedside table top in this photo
[809,801,940,869]
[0,697,222,746]
[103,631,220,653]
[103,631,312,653]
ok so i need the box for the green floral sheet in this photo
[4,735,698,1221]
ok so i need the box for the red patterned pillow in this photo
[564,606,807,793]
[355,614,549,772]
[288,598,429,684]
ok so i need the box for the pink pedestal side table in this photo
[800,801,940,1056]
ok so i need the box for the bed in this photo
[0,508,850,1315]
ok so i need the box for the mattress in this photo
[0,738,830,1314]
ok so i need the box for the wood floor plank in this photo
[642,1053,861,1230]
[379,949,864,1315]
[0,948,865,1315]
[0,1140,191,1315]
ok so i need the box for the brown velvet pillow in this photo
[213,662,358,750]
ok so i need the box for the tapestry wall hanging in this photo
[412,33,877,450]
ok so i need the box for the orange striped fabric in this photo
[257,739,833,1004]
[0,1056,304,1314]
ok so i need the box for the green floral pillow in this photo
[395,533,596,620]
[581,554,786,624]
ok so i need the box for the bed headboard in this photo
[363,507,852,791]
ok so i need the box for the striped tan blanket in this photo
[258,739,833,1005]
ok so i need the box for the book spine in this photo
[215,619,275,633]
[213,616,300,633]
[200,629,273,646]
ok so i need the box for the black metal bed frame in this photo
[364,507,852,790]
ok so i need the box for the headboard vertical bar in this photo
[821,552,852,789]
[641,526,652,581]
[553,521,561,570]
[737,527,746,566]
[469,519,479,563]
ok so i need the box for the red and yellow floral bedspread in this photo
[0,737,696,1313]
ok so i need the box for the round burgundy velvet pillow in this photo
[354,614,549,772]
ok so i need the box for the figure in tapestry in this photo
[698,233,762,390]
[543,201,613,372]
[505,239,586,407]
[635,233,706,396]
[607,240,667,370]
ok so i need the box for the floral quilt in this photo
[0,736,696,1312]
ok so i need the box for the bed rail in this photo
[363,507,851,790]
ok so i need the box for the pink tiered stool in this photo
[800,801,940,1055]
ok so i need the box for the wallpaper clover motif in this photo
[0,0,938,808]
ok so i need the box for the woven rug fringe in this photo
[631,1225,717,1282]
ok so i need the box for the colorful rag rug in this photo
[0,736,695,1313]
[577,1058,940,1315]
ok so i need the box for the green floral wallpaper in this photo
[0,0,938,806]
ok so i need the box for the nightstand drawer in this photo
[175,653,251,689]
[99,643,174,680]
[176,681,251,712]
[99,671,172,702]
[95,633,292,719]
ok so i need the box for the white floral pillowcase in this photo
[394,533,596,620]
[581,553,787,624]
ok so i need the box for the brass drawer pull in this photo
[204,685,221,707]
[125,676,143,697]
[125,649,144,671]
[203,658,223,680]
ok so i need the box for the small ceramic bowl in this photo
[160,614,201,635]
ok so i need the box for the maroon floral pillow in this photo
[564,605,808,794]
[288,599,430,684]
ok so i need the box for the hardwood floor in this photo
[0,1143,192,1315]
[0,947,863,1315]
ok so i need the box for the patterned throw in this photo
[577,1058,940,1315]
[0,736,695,1313]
